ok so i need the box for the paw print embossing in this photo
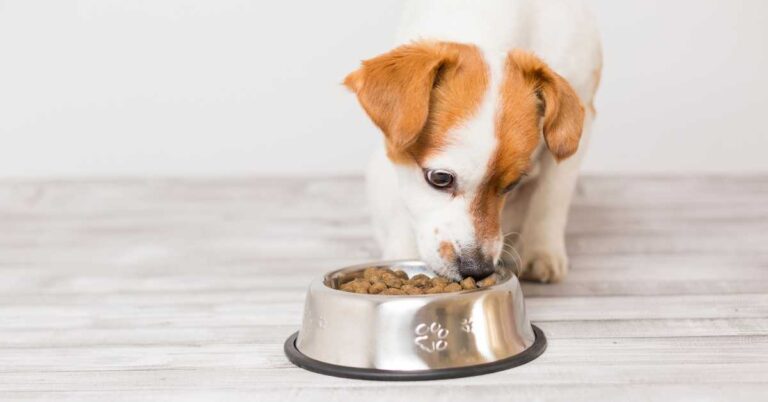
[304,308,326,329]
[461,318,473,333]
[414,322,449,353]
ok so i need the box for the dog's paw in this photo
[520,249,568,283]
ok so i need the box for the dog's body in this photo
[347,0,602,282]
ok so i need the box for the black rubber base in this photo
[284,325,546,381]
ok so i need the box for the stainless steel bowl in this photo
[284,260,546,380]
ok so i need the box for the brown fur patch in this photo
[470,185,506,250]
[344,41,489,164]
[507,50,585,161]
[471,51,585,245]
[438,241,457,262]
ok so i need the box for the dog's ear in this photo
[344,43,451,160]
[508,51,585,161]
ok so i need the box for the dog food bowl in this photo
[284,260,546,380]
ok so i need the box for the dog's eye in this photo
[503,181,520,194]
[503,175,526,194]
[424,169,455,191]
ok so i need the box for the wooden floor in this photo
[0,176,767,401]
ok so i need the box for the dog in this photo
[344,0,602,282]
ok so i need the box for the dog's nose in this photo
[457,248,496,279]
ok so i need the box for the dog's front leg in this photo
[377,213,419,260]
[366,150,419,260]
[517,112,593,282]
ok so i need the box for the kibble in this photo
[382,275,403,289]
[381,288,405,295]
[402,284,423,295]
[338,268,497,295]
[393,270,409,280]
[444,283,463,292]
[477,275,497,288]
[368,281,387,294]
[409,274,431,288]
[460,277,477,290]
[363,267,382,281]
[425,286,445,294]
[430,276,451,287]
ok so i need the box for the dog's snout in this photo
[457,247,495,279]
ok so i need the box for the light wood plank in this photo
[0,176,766,401]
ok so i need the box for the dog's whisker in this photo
[502,243,521,260]
[502,231,521,241]
[501,247,523,273]
[501,243,524,272]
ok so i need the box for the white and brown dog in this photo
[345,0,602,282]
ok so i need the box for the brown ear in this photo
[508,51,585,161]
[344,43,450,158]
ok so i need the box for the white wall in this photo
[586,0,768,174]
[1,0,766,178]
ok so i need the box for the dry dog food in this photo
[339,267,497,295]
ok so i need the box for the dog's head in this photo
[345,41,584,279]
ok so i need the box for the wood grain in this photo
[0,176,766,401]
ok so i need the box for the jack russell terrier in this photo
[344,0,602,282]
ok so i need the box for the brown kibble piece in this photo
[404,287,423,295]
[362,267,381,281]
[352,277,370,286]
[460,277,477,290]
[425,286,445,294]
[380,268,396,276]
[363,268,379,279]
[340,283,355,293]
[368,282,387,294]
[340,278,369,293]
[430,276,450,287]
[383,276,403,289]
[380,272,397,282]
[444,283,463,292]
[410,274,431,288]
[401,284,422,295]
[381,288,405,295]
[477,275,497,288]
[393,270,409,280]
[349,278,370,291]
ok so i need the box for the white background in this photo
[1,0,766,178]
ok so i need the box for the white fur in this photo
[366,0,602,281]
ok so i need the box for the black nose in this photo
[457,247,495,279]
